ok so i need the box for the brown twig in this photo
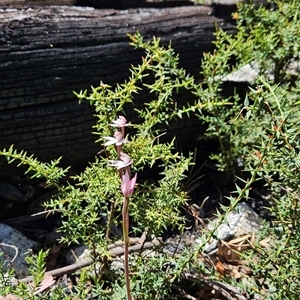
[15,238,161,284]
[182,271,248,300]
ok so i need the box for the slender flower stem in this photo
[106,116,135,300]
[122,196,132,300]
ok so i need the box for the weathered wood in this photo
[2,0,76,5]
[0,5,236,177]
[1,0,193,8]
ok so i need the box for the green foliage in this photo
[233,76,300,299]
[193,1,300,298]
[0,32,197,298]
[192,0,300,182]
[1,0,300,298]
[0,146,69,188]
[0,252,15,297]
[130,253,174,300]
[237,0,300,83]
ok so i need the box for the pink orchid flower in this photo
[104,130,127,146]
[109,116,130,128]
[121,170,137,198]
[108,152,133,170]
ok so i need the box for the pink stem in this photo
[122,196,132,300]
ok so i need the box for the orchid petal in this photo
[108,152,133,169]
[104,137,117,146]
[120,152,131,165]
[115,139,127,146]
[109,116,129,128]
[121,171,137,197]
[103,131,127,146]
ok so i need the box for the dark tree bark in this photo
[0,5,236,177]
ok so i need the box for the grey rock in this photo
[223,62,259,83]
[66,245,90,265]
[209,202,261,239]
[0,223,39,278]
[223,59,300,83]
[204,202,261,253]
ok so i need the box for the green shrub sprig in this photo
[1,1,300,298]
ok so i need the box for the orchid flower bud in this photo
[121,170,137,198]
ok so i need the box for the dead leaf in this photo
[218,235,252,265]
[239,264,253,276]
[228,234,252,245]
[231,267,243,279]
[0,295,18,300]
[218,241,241,265]
[33,273,55,295]
[215,259,225,277]
[259,237,272,250]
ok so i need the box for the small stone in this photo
[223,63,259,83]
[66,245,90,265]
[0,223,39,278]
[204,202,261,253]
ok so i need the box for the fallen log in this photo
[0,4,236,177]
[1,0,193,7]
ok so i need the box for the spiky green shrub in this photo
[1,1,300,299]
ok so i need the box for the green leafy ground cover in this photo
[1,0,300,299]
